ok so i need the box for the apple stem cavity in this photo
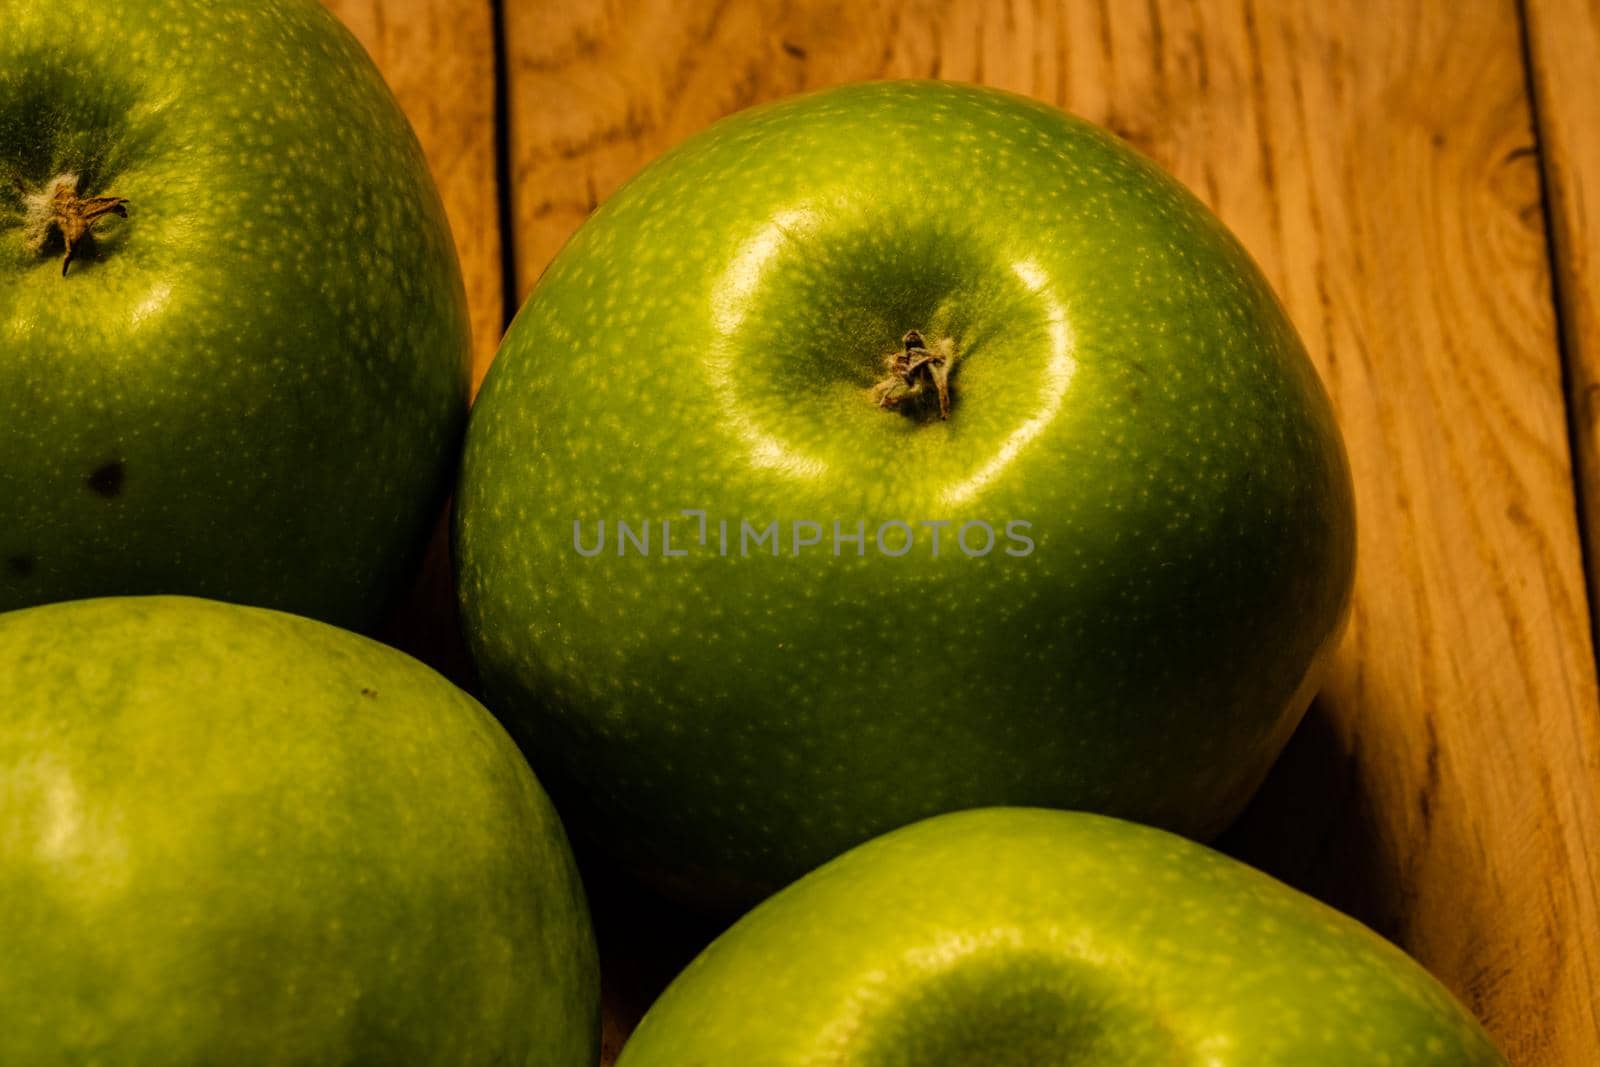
[22,174,130,276]
[871,330,958,420]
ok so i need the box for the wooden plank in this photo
[1072,4,1600,1062]
[322,0,501,680]
[323,0,504,385]
[1525,0,1600,639]
[504,2,1600,1063]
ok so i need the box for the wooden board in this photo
[338,1,1600,1062]
[1526,0,1600,635]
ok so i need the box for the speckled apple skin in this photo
[456,81,1357,902]
[0,596,599,1067]
[618,809,1505,1066]
[0,0,469,631]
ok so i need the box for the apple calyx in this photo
[21,174,130,276]
[871,330,958,420]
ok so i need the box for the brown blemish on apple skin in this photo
[360,687,379,698]
[5,554,34,576]
[87,461,125,498]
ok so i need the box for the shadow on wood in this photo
[1218,697,1395,940]
[576,845,732,1066]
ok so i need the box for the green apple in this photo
[618,808,1505,1066]
[0,596,598,1066]
[0,0,469,630]
[456,81,1356,902]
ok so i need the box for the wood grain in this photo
[505,2,1600,1061]
[324,0,504,384]
[1525,0,1600,640]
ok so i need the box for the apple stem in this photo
[871,330,958,419]
[22,174,130,276]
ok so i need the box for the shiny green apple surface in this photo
[0,0,469,630]
[618,809,1504,1066]
[456,80,1356,902]
[0,596,598,1067]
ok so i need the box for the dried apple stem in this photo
[871,330,958,420]
[22,174,129,276]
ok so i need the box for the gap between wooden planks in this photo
[338,0,1600,1063]
[1526,1,1600,651]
